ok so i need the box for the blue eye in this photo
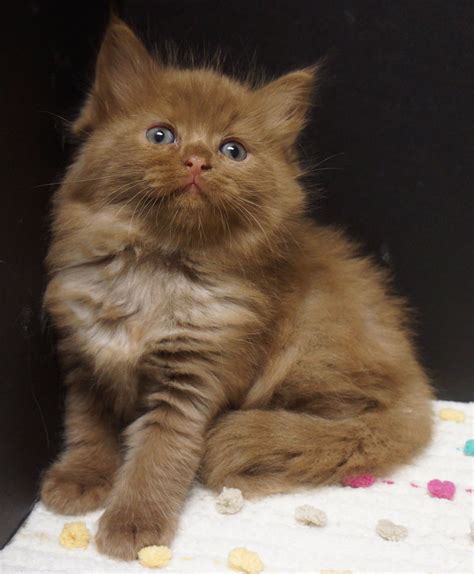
[219,141,247,161]
[146,126,176,145]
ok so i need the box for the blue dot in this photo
[463,439,474,456]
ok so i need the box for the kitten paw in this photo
[96,506,176,561]
[41,463,113,515]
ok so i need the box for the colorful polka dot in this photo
[427,479,456,500]
[342,474,376,488]
[439,408,465,422]
[463,439,474,456]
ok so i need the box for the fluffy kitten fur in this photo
[41,18,433,560]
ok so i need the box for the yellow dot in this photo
[137,545,172,568]
[59,522,90,549]
[228,547,264,574]
[439,408,465,422]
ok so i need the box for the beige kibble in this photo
[216,487,244,514]
[376,519,408,542]
[138,545,172,568]
[59,522,90,549]
[295,505,327,527]
[228,547,263,574]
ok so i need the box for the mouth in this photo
[171,174,207,202]
[179,182,202,196]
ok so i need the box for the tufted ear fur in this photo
[73,17,156,136]
[255,66,317,147]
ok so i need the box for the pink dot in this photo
[342,474,376,488]
[410,482,420,488]
[427,479,456,500]
[383,480,395,485]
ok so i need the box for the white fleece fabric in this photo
[1,400,473,574]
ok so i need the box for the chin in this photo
[174,188,207,207]
[159,192,213,235]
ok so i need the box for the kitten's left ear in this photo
[73,17,156,136]
[255,66,317,146]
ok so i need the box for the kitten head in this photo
[67,18,316,250]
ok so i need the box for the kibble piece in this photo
[470,520,474,542]
[376,519,408,541]
[138,545,172,568]
[295,505,327,527]
[228,547,263,574]
[216,487,244,514]
[59,522,90,549]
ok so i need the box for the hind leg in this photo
[201,397,432,498]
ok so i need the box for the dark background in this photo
[1,0,472,548]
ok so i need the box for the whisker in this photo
[227,198,277,258]
[128,193,153,238]
[145,194,161,223]
[154,190,170,229]
[98,180,146,211]
[213,196,233,247]
[39,110,73,126]
[138,194,157,222]
[312,152,345,169]
[35,172,141,189]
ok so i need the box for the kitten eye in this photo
[219,141,247,161]
[146,126,176,145]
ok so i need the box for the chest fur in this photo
[49,254,263,376]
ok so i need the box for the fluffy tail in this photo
[200,403,432,497]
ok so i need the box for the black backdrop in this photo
[0,0,472,548]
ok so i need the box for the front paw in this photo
[95,505,177,561]
[41,462,113,515]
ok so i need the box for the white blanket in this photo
[1,400,473,574]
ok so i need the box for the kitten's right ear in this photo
[254,66,318,148]
[73,17,155,136]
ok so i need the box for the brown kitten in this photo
[40,18,433,561]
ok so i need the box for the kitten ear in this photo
[73,17,155,135]
[256,66,317,146]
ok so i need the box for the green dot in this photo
[463,439,474,456]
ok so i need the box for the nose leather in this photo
[185,156,211,175]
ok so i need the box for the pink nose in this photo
[185,156,211,175]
